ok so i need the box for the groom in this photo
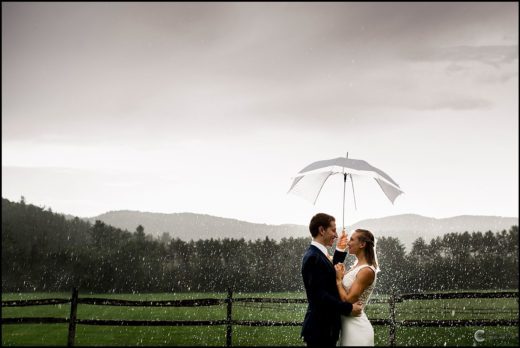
[301,213,363,347]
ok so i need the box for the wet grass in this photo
[2,291,518,346]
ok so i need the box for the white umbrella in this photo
[288,153,404,229]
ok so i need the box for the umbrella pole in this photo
[350,173,357,210]
[342,152,348,230]
[343,172,347,230]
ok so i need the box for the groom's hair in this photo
[309,213,335,237]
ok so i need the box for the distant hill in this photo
[83,210,518,251]
[349,214,519,251]
[84,210,309,241]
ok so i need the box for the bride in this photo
[334,229,379,346]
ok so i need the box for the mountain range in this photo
[81,210,518,251]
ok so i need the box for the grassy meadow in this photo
[2,291,518,346]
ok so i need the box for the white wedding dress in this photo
[339,264,377,346]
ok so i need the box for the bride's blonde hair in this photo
[354,229,380,272]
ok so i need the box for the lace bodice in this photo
[341,264,377,306]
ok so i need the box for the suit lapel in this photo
[310,245,335,270]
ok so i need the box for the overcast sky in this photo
[2,2,518,226]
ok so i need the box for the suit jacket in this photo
[301,244,353,343]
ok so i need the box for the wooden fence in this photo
[2,289,518,346]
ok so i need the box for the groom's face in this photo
[321,220,338,247]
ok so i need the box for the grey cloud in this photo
[2,2,517,143]
[405,45,518,68]
[415,97,494,111]
[445,63,466,74]
[476,72,519,84]
[315,3,517,54]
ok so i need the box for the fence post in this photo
[67,287,79,347]
[389,290,397,347]
[226,288,233,347]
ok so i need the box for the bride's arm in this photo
[335,267,375,303]
[336,278,349,302]
[334,264,350,302]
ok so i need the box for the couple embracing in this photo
[301,213,379,347]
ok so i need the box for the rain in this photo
[2,2,519,347]
[2,197,518,345]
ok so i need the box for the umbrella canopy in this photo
[288,154,404,227]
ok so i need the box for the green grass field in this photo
[2,291,518,346]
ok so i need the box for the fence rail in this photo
[1,299,71,307]
[398,291,519,300]
[2,288,518,346]
[78,298,225,307]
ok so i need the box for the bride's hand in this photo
[334,263,345,282]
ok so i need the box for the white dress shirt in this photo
[311,240,346,260]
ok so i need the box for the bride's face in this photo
[347,232,365,255]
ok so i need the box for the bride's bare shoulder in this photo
[356,267,376,283]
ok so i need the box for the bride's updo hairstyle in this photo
[355,229,379,271]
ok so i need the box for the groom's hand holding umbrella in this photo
[336,228,348,251]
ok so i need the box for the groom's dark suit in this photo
[301,244,353,347]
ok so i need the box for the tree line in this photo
[2,197,518,294]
